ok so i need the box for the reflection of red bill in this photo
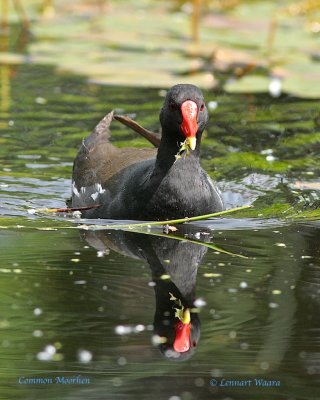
[173,308,191,353]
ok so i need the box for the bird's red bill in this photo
[173,321,191,352]
[180,100,198,138]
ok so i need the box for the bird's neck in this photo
[155,133,201,172]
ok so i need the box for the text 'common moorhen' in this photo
[71,84,224,220]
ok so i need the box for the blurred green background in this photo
[1,0,320,96]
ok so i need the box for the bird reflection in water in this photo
[81,225,212,361]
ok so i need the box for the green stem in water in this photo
[78,205,252,230]
[124,227,249,259]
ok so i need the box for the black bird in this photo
[71,84,224,220]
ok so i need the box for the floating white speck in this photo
[45,344,56,356]
[134,324,145,333]
[35,97,47,104]
[34,308,43,316]
[148,281,156,287]
[240,342,249,350]
[272,289,282,295]
[112,377,122,387]
[228,288,238,293]
[260,361,270,370]
[37,351,51,361]
[261,149,273,155]
[229,330,237,339]
[266,155,276,162]
[117,356,127,366]
[208,100,218,110]
[97,250,109,257]
[77,349,92,363]
[194,377,205,387]
[269,302,279,308]
[37,344,56,361]
[239,281,248,289]
[74,280,86,285]
[115,325,133,335]
[71,258,80,263]
[275,243,286,248]
[13,269,22,274]
[151,335,167,345]
[268,78,282,98]
[33,330,43,337]
[194,298,207,308]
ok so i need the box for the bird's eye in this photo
[200,103,205,111]
[169,102,178,111]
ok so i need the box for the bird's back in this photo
[71,112,156,212]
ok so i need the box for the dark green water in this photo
[0,62,319,400]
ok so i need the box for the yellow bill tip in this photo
[186,136,197,151]
[182,308,191,324]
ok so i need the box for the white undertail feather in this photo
[72,181,80,197]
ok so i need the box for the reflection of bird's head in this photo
[154,307,201,362]
[159,320,201,361]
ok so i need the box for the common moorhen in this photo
[71,84,224,220]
